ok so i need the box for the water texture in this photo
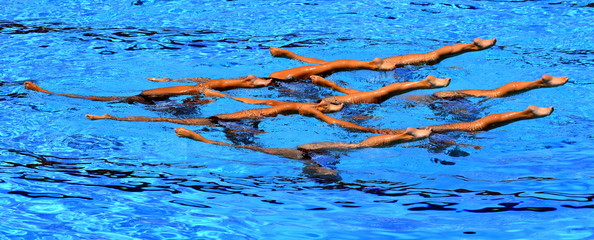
[1,0,594,239]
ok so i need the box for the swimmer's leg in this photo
[86,114,214,125]
[433,74,569,98]
[228,96,288,106]
[310,75,363,94]
[269,47,328,65]
[138,85,203,99]
[147,77,212,83]
[383,38,497,67]
[175,127,340,181]
[24,81,133,102]
[297,127,431,151]
[427,105,554,133]
[324,75,450,104]
[269,58,394,80]
[175,127,307,160]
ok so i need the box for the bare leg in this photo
[297,127,431,151]
[383,38,497,67]
[427,105,554,133]
[175,127,341,181]
[86,114,214,125]
[175,127,308,160]
[310,75,362,94]
[24,81,135,102]
[147,77,212,83]
[24,81,223,104]
[139,85,203,98]
[324,75,450,104]
[433,74,569,98]
[303,105,555,135]
[269,47,328,65]
[141,75,272,98]
[269,57,394,80]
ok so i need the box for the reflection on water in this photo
[5,147,594,215]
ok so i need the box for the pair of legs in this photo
[86,100,344,124]
[175,105,553,153]
[24,75,272,104]
[311,74,568,102]
[268,38,497,80]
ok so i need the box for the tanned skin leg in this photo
[310,75,362,94]
[174,127,341,181]
[383,38,497,67]
[269,57,394,80]
[268,38,496,79]
[87,101,343,125]
[24,81,133,102]
[323,75,451,104]
[297,127,431,151]
[86,114,215,125]
[302,105,555,135]
[426,105,554,133]
[269,47,328,65]
[433,74,569,98]
[138,75,272,98]
[24,75,271,104]
[147,77,212,83]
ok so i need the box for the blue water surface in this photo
[1,0,594,239]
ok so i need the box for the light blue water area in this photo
[1,0,594,239]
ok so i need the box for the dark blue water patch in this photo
[169,199,211,208]
[465,202,556,213]
[7,190,92,200]
[63,134,125,151]
[404,201,458,211]
[409,2,479,14]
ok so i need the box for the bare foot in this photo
[405,127,432,139]
[425,75,451,88]
[147,77,172,82]
[473,38,497,50]
[527,105,554,117]
[175,127,210,142]
[85,114,113,120]
[24,81,49,93]
[269,47,293,58]
[315,100,344,113]
[310,75,335,87]
[541,74,568,87]
[243,74,273,88]
[373,57,396,71]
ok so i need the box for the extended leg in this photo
[269,58,394,80]
[383,38,496,67]
[433,74,569,98]
[323,75,450,104]
[175,127,308,160]
[175,127,341,181]
[147,77,212,83]
[269,47,328,65]
[427,105,554,133]
[310,75,362,94]
[24,81,136,102]
[303,105,554,135]
[297,127,431,151]
[86,114,214,125]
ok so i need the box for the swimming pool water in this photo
[1,0,594,239]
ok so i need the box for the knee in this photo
[425,52,441,65]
